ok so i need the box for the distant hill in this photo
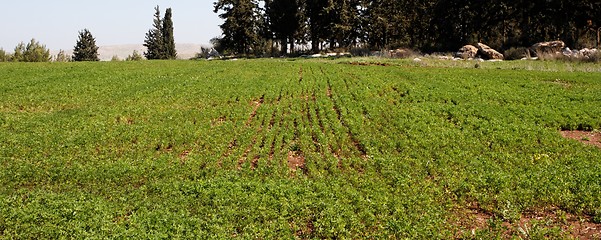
[51,43,207,61]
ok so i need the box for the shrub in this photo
[350,47,371,57]
[126,50,144,61]
[504,47,530,60]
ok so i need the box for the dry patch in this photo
[287,151,305,172]
[348,61,391,67]
[452,204,601,239]
[561,130,601,149]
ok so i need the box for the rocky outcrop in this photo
[455,45,478,59]
[531,41,565,55]
[476,43,504,60]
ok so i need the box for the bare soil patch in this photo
[561,130,601,149]
[287,151,305,172]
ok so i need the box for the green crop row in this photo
[0,59,600,238]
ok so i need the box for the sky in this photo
[0,1,223,51]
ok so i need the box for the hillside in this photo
[51,43,206,61]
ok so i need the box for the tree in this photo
[0,48,8,62]
[214,0,260,55]
[12,42,25,62]
[305,0,333,53]
[55,50,71,62]
[162,8,177,59]
[266,0,303,55]
[73,29,100,61]
[18,39,51,62]
[144,6,165,59]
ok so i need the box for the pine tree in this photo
[162,8,177,59]
[73,29,100,61]
[144,6,165,60]
[214,0,260,55]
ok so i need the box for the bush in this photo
[350,47,371,57]
[126,50,144,61]
[504,47,530,60]
[194,47,221,59]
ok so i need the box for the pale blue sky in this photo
[0,1,223,51]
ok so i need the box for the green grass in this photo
[1,59,600,238]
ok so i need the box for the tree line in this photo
[0,6,175,62]
[213,0,601,56]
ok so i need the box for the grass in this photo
[0,59,600,238]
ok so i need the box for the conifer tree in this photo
[214,0,260,55]
[162,8,177,59]
[144,6,165,60]
[73,29,100,61]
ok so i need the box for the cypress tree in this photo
[144,6,165,60]
[73,29,100,61]
[162,8,177,59]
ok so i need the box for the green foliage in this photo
[126,50,144,61]
[144,6,165,60]
[162,8,177,59]
[54,50,71,62]
[0,59,600,238]
[0,48,9,62]
[6,39,51,62]
[144,6,177,60]
[213,0,601,55]
[73,29,100,61]
[213,0,260,55]
[12,42,25,62]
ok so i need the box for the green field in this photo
[1,59,600,238]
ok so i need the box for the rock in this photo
[531,41,565,55]
[580,48,598,58]
[413,57,422,62]
[455,45,478,59]
[476,43,504,60]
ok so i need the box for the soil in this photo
[287,151,305,171]
[561,130,601,149]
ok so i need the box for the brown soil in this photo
[287,151,305,171]
[246,96,264,126]
[561,130,601,149]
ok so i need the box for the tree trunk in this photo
[281,38,288,56]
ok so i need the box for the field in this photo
[1,59,600,238]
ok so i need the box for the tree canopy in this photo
[213,0,601,55]
[144,6,177,60]
[73,29,100,61]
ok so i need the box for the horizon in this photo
[0,1,222,52]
